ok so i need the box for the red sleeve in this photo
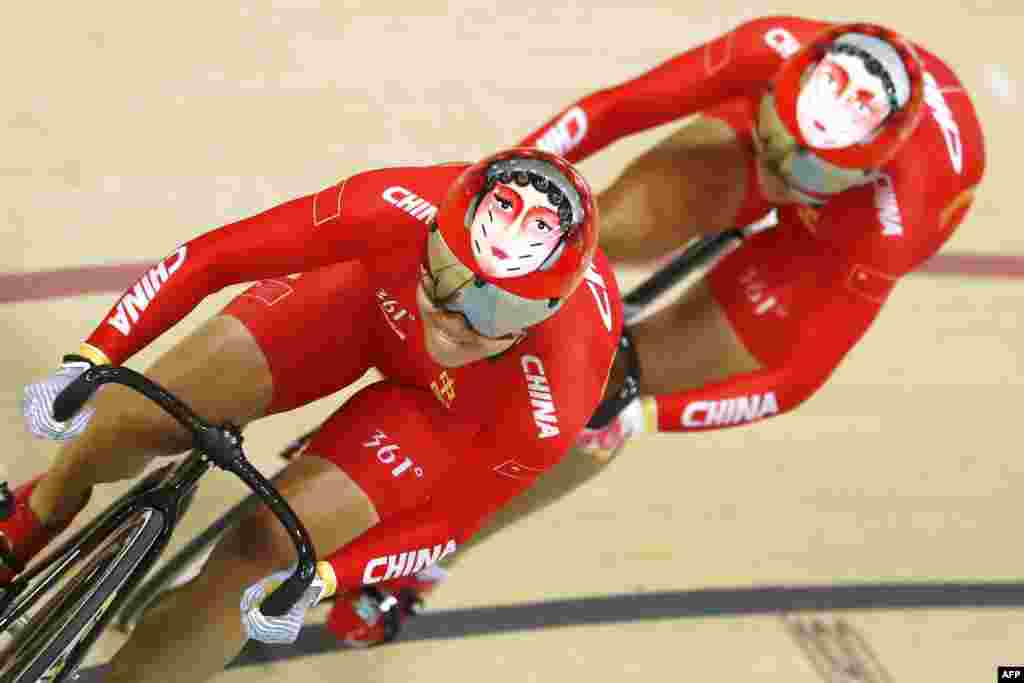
[82,169,424,365]
[653,286,885,432]
[321,469,548,591]
[323,421,568,590]
[515,17,804,162]
[322,501,461,590]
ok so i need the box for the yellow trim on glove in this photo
[316,561,337,599]
[640,396,659,434]
[76,343,111,366]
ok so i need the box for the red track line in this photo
[0,252,1021,306]
[920,252,1024,278]
[0,262,152,305]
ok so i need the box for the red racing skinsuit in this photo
[79,164,622,596]
[518,15,986,433]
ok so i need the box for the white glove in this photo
[241,561,337,645]
[22,360,95,441]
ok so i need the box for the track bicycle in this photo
[0,367,319,682]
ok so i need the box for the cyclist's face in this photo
[416,277,520,368]
[470,183,567,279]
[796,53,892,149]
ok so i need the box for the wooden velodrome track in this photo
[2,1,1021,680]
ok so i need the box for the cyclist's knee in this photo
[64,386,194,465]
[211,506,297,573]
[49,388,187,481]
[597,117,748,263]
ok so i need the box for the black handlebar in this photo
[53,366,316,619]
[51,370,101,422]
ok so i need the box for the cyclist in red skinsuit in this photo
[520,16,984,435]
[244,18,991,646]
[12,150,621,679]
[433,15,986,601]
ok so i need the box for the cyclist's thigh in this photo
[221,262,378,415]
[707,224,881,369]
[141,315,274,429]
[220,380,463,570]
[79,315,275,450]
[598,106,756,264]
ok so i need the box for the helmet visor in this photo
[422,227,562,339]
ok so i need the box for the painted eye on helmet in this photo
[820,63,847,95]
[490,188,518,213]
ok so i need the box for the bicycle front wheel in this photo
[0,507,165,683]
[114,491,256,632]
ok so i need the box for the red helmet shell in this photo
[771,23,926,170]
[435,147,598,301]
